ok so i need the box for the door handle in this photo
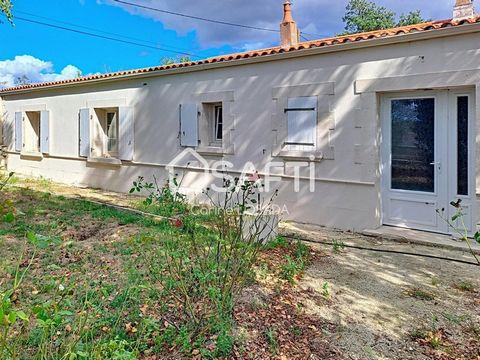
[430,162,441,171]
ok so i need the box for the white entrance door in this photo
[381,90,476,234]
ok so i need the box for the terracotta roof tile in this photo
[1,16,479,94]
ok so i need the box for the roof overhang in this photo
[2,21,480,97]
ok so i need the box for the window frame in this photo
[24,111,41,153]
[202,102,223,147]
[95,107,119,158]
[213,104,223,143]
[105,110,119,156]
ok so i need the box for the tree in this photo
[0,0,13,24]
[14,75,30,86]
[397,10,425,27]
[160,56,191,66]
[342,0,427,34]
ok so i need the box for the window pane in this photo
[391,98,435,192]
[214,106,223,141]
[286,97,317,146]
[457,96,469,196]
[106,112,118,153]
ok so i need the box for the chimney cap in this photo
[280,0,299,48]
[282,0,294,23]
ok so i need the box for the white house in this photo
[1,0,480,235]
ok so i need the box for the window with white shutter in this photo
[285,96,317,147]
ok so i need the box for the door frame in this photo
[380,88,476,235]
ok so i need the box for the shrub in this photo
[138,174,278,357]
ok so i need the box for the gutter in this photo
[1,23,480,96]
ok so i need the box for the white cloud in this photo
[0,55,83,88]
[100,0,455,49]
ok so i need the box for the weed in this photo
[410,327,427,340]
[264,327,279,356]
[265,236,289,249]
[404,287,436,301]
[437,204,480,265]
[280,256,303,283]
[454,281,475,292]
[322,282,331,299]
[279,241,310,284]
[332,239,346,253]
[441,312,468,325]
[94,338,137,359]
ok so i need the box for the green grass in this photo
[1,182,296,359]
[0,187,197,359]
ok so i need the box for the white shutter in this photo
[180,104,198,147]
[40,110,50,154]
[118,106,134,161]
[286,97,317,146]
[79,108,90,157]
[14,112,23,152]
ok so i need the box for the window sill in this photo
[274,150,324,161]
[196,146,233,156]
[87,157,122,166]
[20,151,44,161]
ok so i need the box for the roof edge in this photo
[2,16,480,96]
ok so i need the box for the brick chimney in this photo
[453,0,475,20]
[280,0,300,48]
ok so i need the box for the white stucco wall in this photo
[1,31,479,231]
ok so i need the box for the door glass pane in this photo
[391,98,435,192]
[457,96,469,196]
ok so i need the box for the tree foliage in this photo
[342,0,427,34]
[160,56,191,65]
[397,10,425,27]
[0,0,13,24]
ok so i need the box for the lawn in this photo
[0,177,479,359]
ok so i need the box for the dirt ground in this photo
[282,223,480,360]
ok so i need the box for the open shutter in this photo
[79,108,90,157]
[286,97,317,146]
[40,110,50,154]
[180,104,198,147]
[118,106,134,161]
[14,112,23,152]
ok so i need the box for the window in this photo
[24,111,41,153]
[202,102,223,146]
[94,108,119,157]
[80,106,134,161]
[457,96,469,196]
[213,105,223,142]
[106,111,119,155]
[15,110,49,155]
[285,96,317,149]
[390,98,435,193]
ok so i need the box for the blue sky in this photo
[0,0,458,87]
